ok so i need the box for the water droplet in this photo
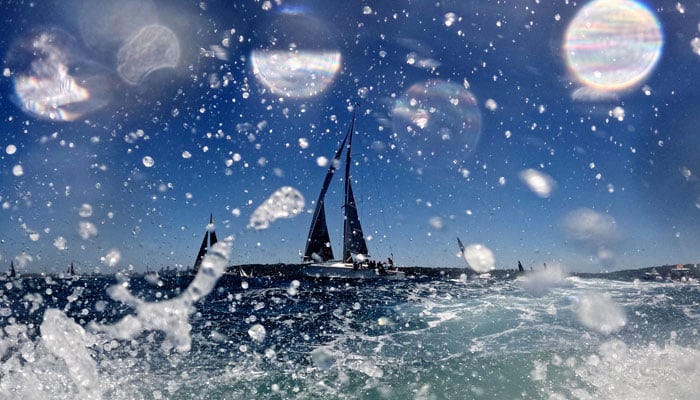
[248,324,266,342]
[563,0,663,91]
[142,156,155,167]
[12,165,23,176]
[79,204,93,218]
[444,12,457,27]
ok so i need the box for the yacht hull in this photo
[302,263,405,280]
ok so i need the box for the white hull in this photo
[302,262,405,280]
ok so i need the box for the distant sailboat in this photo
[302,108,404,279]
[192,214,219,274]
[8,260,16,278]
[67,262,75,275]
[145,264,159,279]
[239,267,252,278]
[457,237,492,279]
[643,267,662,281]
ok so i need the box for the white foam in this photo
[90,241,231,352]
[517,264,571,296]
[569,339,700,399]
[1,241,233,399]
[41,309,101,399]
[572,292,626,334]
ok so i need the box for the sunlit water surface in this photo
[1,267,698,400]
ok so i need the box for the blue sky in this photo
[1,0,699,274]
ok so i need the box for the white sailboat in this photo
[302,108,404,279]
[238,267,253,278]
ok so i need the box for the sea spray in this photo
[517,263,570,296]
[566,339,700,399]
[572,292,626,334]
[18,241,232,399]
[90,241,231,352]
[41,309,101,399]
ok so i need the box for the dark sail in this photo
[303,127,351,262]
[342,110,369,262]
[9,260,15,278]
[192,231,209,273]
[457,237,465,253]
[343,181,368,262]
[192,214,217,273]
[304,202,334,262]
[209,229,218,247]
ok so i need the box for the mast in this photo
[342,108,368,262]
[303,127,351,262]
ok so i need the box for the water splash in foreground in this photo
[2,241,230,399]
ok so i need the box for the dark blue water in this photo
[1,267,699,399]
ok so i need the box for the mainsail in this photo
[193,214,218,273]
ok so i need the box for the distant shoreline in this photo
[6,263,698,282]
[229,262,700,279]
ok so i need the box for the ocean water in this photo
[1,252,699,399]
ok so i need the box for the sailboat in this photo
[238,267,253,278]
[456,237,492,279]
[643,267,662,281]
[192,214,219,274]
[67,262,75,275]
[8,260,16,278]
[145,264,160,280]
[302,108,404,279]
